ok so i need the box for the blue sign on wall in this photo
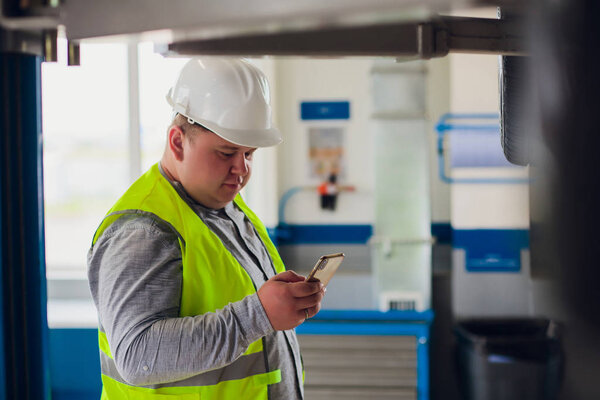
[300,101,350,120]
[453,229,530,272]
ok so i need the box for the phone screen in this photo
[306,252,345,286]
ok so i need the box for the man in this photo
[88,57,325,399]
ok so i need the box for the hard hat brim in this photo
[193,116,282,148]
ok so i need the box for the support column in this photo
[0,52,51,400]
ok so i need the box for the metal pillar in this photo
[0,52,50,400]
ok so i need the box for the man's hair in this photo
[170,113,207,142]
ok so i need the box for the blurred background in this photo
[2,1,599,399]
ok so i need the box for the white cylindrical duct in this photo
[371,59,432,311]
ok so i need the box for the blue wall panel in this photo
[49,329,101,400]
[453,229,530,272]
[276,224,373,245]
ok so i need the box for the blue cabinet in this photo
[297,310,433,400]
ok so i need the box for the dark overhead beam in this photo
[168,23,432,58]
[441,16,525,54]
[166,16,526,59]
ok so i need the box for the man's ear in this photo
[168,125,185,161]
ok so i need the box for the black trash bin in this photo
[454,318,562,400]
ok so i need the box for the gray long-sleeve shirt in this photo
[87,165,303,399]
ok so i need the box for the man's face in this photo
[178,128,256,209]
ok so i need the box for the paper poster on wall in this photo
[308,126,346,180]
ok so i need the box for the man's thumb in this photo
[272,270,305,283]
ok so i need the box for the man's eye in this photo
[220,152,234,157]
[245,152,254,159]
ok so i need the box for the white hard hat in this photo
[166,57,282,148]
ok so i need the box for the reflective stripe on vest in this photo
[92,163,286,399]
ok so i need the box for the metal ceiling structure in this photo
[164,16,525,58]
[0,0,527,59]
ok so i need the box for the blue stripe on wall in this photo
[453,229,529,272]
[300,101,350,120]
[272,224,452,246]
[275,224,372,245]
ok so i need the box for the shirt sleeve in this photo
[87,213,274,386]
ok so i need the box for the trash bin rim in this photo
[454,317,562,343]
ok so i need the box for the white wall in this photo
[427,57,451,223]
[427,7,502,225]
[242,58,280,227]
[271,56,454,227]
[448,53,499,113]
[446,7,529,230]
[446,6,501,114]
[265,15,518,230]
[447,49,530,230]
[444,7,533,318]
[274,57,374,225]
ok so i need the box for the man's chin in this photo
[218,190,240,204]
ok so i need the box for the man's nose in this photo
[231,153,249,176]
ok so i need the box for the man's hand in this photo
[257,270,325,331]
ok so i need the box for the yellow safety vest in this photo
[92,163,285,399]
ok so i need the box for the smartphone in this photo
[306,252,345,286]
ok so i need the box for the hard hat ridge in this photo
[166,57,282,148]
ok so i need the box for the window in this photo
[43,41,189,279]
[138,42,189,170]
[42,40,130,278]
